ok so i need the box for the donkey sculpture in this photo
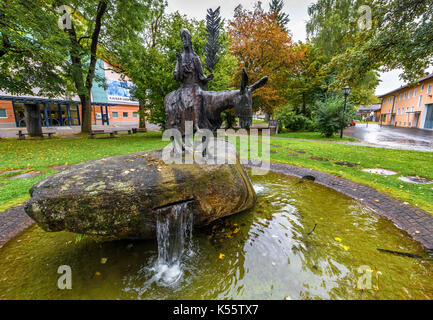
[164,68,268,135]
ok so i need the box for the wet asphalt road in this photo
[344,123,433,152]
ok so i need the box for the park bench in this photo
[112,129,132,135]
[90,130,117,139]
[16,130,56,140]
[244,120,278,135]
[132,128,147,134]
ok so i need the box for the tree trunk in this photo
[302,93,306,116]
[138,100,147,129]
[80,95,92,133]
[24,104,42,137]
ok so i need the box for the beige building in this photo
[379,73,433,129]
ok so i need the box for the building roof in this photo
[358,104,382,112]
[378,72,433,98]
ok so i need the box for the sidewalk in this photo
[0,122,161,138]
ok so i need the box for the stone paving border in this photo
[1,162,433,250]
[0,204,34,248]
[246,162,433,251]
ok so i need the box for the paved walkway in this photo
[344,123,433,152]
[0,205,33,248]
[2,162,433,250]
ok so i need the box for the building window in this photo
[413,89,417,97]
[418,95,423,108]
[123,112,128,118]
[428,84,432,94]
[0,109,7,118]
[421,84,425,91]
[406,107,409,113]
[133,112,138,118]
[408,90,411,98]
[112,112,118,118]
[411,106,414,112]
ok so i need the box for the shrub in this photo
[314,95,355,138]
[275,105,316,131]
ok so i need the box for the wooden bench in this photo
[90,130,116,139]
[132,128,147,134]
[16,131,55,140]
[42,132,55,138]
[113,129,132,135]
[16,131,28,140]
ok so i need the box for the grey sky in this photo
[166,0,431,97]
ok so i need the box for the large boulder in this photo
[24,149,256,240]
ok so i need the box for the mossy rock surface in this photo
[25,149,256,240]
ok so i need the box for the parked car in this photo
[348,121,356,127]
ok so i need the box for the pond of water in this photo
[0,171,432,299]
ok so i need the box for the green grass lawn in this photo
[266,138,433,214]
[1,132,432,215]
[0,132,167,211]
[275,131,359,142]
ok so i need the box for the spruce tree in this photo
[269,0,290,31]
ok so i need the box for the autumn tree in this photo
[228,3,303,117]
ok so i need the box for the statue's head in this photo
[235,68,268,129]
[180,29,192,49]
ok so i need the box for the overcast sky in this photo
[166,0,432,97]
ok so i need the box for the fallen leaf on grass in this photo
[338,244,350,251]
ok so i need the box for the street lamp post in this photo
[340,85,351,139]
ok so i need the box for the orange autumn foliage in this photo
[228,4,304,115]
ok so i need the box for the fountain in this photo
[24,28,266,242]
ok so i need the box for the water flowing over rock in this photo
[24,149,256,241]
[148,202,194,285]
